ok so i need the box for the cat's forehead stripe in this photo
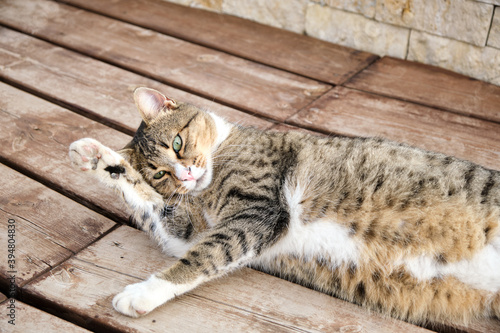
[181,114,197,131]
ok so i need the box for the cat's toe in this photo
[112,277,173,318]
[69,138,123,173]
[69,138,104,171]
[112,289,148,318]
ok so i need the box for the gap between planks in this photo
[56,0,378,86]
[0,0,332,122]
[21,225,434,333]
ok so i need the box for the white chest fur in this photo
[253,183,360,269]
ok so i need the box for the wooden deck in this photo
[0,0,499,332]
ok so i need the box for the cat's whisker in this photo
[181,194,196,232]
[211,157,241,163]
[212,152,241,158]
[211,162,239,168]
[164,191,179,209]
[211,159,239,164]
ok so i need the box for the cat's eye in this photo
[153,170,166,179]
[173,135,182,153]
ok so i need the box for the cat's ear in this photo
[133,87,177,125]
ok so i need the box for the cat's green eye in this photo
[173,135,182,153]
[153,170,166,179]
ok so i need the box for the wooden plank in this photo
[0,82,132,221]
[0,299,92,332]
[0,27,273,134]
[58,0,378,85]
[0,0,331,122]
[466,320,500,333]
[0,163,116,290]
[0,204,68,291]
[287,87,500,171]
[345,57,500,123]
[24,225,431,333]
[442,320,500,333]
[27,261,311,333]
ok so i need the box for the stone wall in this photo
[163,0,500,86]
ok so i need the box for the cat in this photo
[69,87,500,326]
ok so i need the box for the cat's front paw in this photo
[69,138,124,179]
[112,276,174,318]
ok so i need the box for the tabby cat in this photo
[69,87,500,326]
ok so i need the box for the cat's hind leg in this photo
[493,292,500,319]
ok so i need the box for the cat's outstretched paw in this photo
[69,138,125,182]
[112,276,174,318]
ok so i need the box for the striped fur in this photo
[69,87,500,325]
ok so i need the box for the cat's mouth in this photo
[174,161,213,194]
[178,167,211,193]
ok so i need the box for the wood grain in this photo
[58,0,378,85]
[0,163,116,289]
[0,82,132,222]
[0,27,273,135]
[442,320,500,333]
[26,261,308,333]
[0,300,92,333]
[345,57,500,123]
[0,0,331,122]
[287,87,500,171]
[0,1,498,331]
[24,225,432,333]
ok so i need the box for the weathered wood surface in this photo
[0,0,498,331]
[287,87,500,171]
[0,163,116,289]
[448,320,500,333]
[24,226,432,333]
[345,57,500,123]
[0,27,273,135]
[0,82,131,221]
[58,0,378,85]
[0,299,92,333]
[0,0,331,122]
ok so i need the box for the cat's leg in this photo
[112,210,282,317]
[493,292,500,319]
[69,138,164,221]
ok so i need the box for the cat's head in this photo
[120,87,230,195]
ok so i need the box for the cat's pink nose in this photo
[179,168,195,181]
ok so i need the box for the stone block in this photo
[222,0,308,34]
[408,30,500,86]
[310,0,376,18]
[375,0,493,46]
[161,0,222,11]
[305,3,409,58]
[488,7,500,49]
